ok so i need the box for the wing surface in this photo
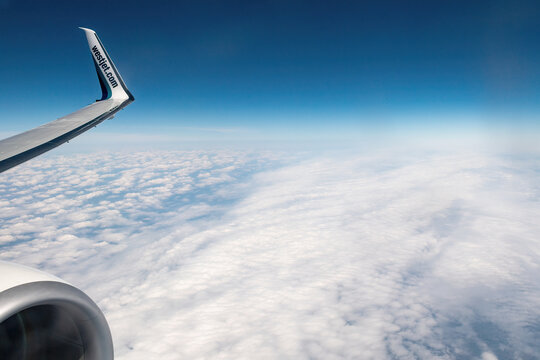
[0,28,134,173]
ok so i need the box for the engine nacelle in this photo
[0,261,113,359]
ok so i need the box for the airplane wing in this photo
[0,27,134,173]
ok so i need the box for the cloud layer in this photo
[1,148,539,359]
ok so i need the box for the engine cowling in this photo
[0,261,113,359]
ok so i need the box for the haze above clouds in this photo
[1,147,540,359]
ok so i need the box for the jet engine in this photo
[0,262,113,359]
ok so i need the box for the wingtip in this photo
[78,27,95,33]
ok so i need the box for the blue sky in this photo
[2,2,540,358]
[1,0,540,141]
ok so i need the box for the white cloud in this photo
[1,148,539,359]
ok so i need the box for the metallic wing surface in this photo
[0,27,134,173]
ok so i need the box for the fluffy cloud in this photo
[1,148,539,359]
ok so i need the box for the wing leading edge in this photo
[0,28,134,173]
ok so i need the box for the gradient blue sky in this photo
[1,0,540,141]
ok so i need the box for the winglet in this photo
[79,27,134,102]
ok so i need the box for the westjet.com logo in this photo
[91,45,118,88]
